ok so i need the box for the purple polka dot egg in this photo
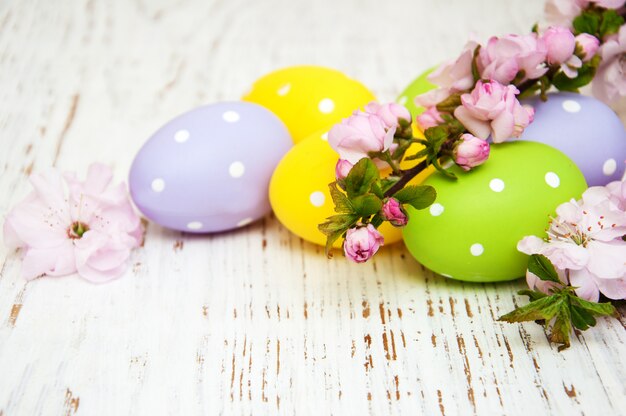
[129,102,292,233]
[520,92,626,186]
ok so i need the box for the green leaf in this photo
[570,296,617,317]
[370,213,384,228]
[328,182,353,214]
[351,194,383,217]
[573,10,601,36]
[431,158,457,180]
[393,185,436,210]
[318,213,359,257]
[552,63,597,92]
[318,214,359,235]
[370,181,384,199]
[498,294,562,323]
[549,300,572,351]
[527,254,561,283]
[599,9,624,38]
[570,304,596,331]
[344,158,379,199]
[500,288,619,351]
[379,177,400,193]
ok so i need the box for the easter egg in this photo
[243,66,376,144]
[129,102,292,233]
[520,92,626,186]
[396,68,436,117]
[403,142,587,282]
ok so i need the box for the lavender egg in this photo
[129,102,292,233]
[520,92,626,186]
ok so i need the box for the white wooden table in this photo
[1,1,625,414]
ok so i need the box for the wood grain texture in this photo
[0,0,625,414]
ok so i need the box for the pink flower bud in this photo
[575,33,600,62]
[335,159,354,180]
[328,109,395,164]
[365,102,412,129]
[479,33,548,84]
[343,224,384,263]
[454,80,534,142]
[416,107,444,130]
[453,134,491,171]
[542,26,576,65]
[381,198,408,227]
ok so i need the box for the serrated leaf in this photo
[570,304,596,330]
[393,185,436,210]
[351,194,382,217]
[527,254,561,283]
[573,10,601,36]
[570,296,617,317]
[599,9,624,38]
[549,300,572,351]
[345,158,379,199]
[318,214,358,235]
[318,214,359,257]
[328,182,353,214]
[498,294,563,323]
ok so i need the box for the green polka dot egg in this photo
[402,141,587,282]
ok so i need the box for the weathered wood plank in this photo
[0,0,625,415]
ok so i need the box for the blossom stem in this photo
[384,159,428,197]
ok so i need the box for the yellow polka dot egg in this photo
[269,128,433,249]
[243,66,376,143]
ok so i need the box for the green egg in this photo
[402,141,587,282]
[396,68,437,117]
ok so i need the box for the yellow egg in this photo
[269,129,432,249]
[243,66,376,144]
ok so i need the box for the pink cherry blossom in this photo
[381,198,408,227]
[453,133,491,171]
[479,33,548,84]
[518,181,626,301]
[335,159,354,181]
[592,0,626,8]
[592,25,626,104]
[328,109,395,164]
[545,0,588,27]
[365,102,412,129]
[343,224,384,263]
[575,33,600,62]
[3,164,143,283]
[543,26,576,65]
[414,41,478,108]
[416,107,445,130]
[454,80,535,142]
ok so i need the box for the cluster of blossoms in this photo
[518,180,626,301]
[320,0,625,348]
[322,0,625,266]
[3,164,143,283]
